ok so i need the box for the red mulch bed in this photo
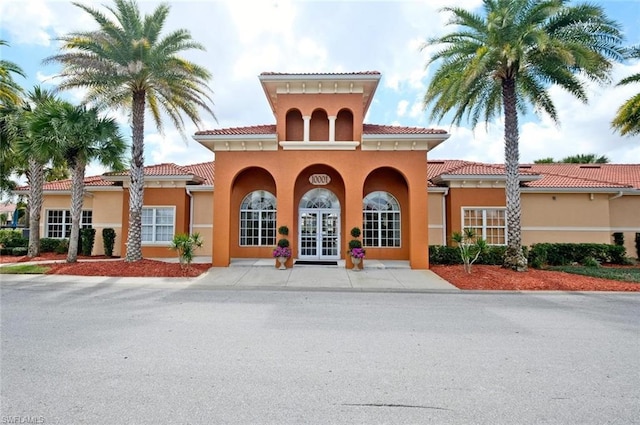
[431,264,640,292]
[1,253,210,278]
[3,253,639,289]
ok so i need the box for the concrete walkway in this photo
[200,259,459,291]
[0,257,459,292]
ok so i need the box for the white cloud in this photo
[397,100,409,117]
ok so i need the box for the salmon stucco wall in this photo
[212,149,430,268]
[609,195,640,258]
[428,192,445,245]
[191,191,213,257]
[120,187,190,258]
[521,193,612,246]
[39,191,124,256]
[446,187,506,243]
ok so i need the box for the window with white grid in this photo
[239,191,276,246]
[141,207,175,243]
[46,210,93,238]
[362,191,401,248]
[462,208,506,245]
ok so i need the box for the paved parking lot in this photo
[1,278,639,424]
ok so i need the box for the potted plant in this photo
[347,227,365,271]
[273,225,291,269]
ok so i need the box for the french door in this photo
[298,209,340,260]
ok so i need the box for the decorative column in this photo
[303,116,310,142]
[328,116,336,142]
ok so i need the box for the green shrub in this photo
[528,243,627,268]
[636,233,640,259]
[80,228,96,256]
[429,245,462,265]
[40,238,60,253]
[348,239,362,250]
[169,233,203,269]
[0,229,27,248]
[612,232,624,246]
[54,239,69,254]
[451,229,487,273]
[11,247,27,256]
[102,228,116,257]
[477,246,507,265]
[277,238,290,248]
[583,256,600,268]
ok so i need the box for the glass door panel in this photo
[321,212,339,257]
[299,212,318,257]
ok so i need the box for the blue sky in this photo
[1,0,639,178]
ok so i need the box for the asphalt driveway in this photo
[1,278,639,424]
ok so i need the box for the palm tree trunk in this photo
[125,90,146,262]
[67,160,85,263]
[27,157,43,257]
[501,77,527,271]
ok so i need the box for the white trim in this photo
[461,207,507,246]
[188,185,214,192]
[361,134,448,151]
[522,226,640,232]
[141,206,176,244]
[428,224,444,229]
[280,141,359,150]
[193,134,278,152]
[192,224,214,228]
[92,223,122,228]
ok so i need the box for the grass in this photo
[0,264,50,274]
[550,265,640,283]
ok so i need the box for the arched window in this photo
[239,191,276,246]
[299,188,340,209]
[362,191,401,247]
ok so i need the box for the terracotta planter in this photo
[277,256,288,270]
[351,256,362,271]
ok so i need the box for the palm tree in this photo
[0,40,25,106]
[29,100,127,262]
[8,87,60,257]
[422,0,624,271]
[612,46,640,136]
[0,40,26,196]
[560,153,609,164]
[45,0,215,262]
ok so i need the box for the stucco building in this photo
[15,72,640,266]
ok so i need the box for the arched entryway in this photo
[298,188,340,260]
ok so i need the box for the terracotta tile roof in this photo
[195,124,276,136]
[17,175,116,191]
[363,124,448,135]
[427,160,639,190]
[260,71,381,76]
[16,160,640,193]
[184,161,214,185]
[104,162,201,178]
[196,123,447,136]
[522,164,640,190]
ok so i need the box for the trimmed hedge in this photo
[81,228,96,256]
[40,238,61,253]
[528,243,626,268]
[430,243,624,268]
[11,247,27,256]
[102,228,116,257]
[54,239,69,254]
[0,229,27,249]
[429,245,508,265]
